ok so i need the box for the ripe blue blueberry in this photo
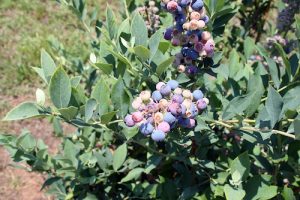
[186,49,199,60]
[160,85,172,96]
[191,0,204,11]
[202,15,209,24]
[140,122,154,135]
[151,130,166,141]
[164,112,177,124]
[152,90,163,101]
[167,80,179,89]
[179,0,191,8]
[193,89,204,100]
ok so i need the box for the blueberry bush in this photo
[1,0,300,199]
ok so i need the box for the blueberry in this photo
[202,15,209,24]
[193,89,204,100]
[186,65,198,75]
[175,14,186,25]
[152,90,163,101]
[186,49,199,60]
[164,112,177,124]
[160,85,172,96]
[179,0,191,8]
[191,0,204,11]
[140,122,154,135]
[164,27,173,40]
[190,103,198,118]
[172,94,184,104]
[151,130,166,141]
[178,117,190,128]
[167,80,179,89]
[181,47,190,57]
[124,115,135,127]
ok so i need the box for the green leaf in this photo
[281,86,300,117]
[293,119,300,140]
[49,67,71,109]
[94,62,113,75]
[58,106,78,121]
[3,102,43,121]
[101,111,117,124]
[133,46,150,62]
[244,37,255,59]
[32,67,47,83]
[85,99,97,122]
[265,86,283,128]
[16,131,36,152]
[70,76,81,88]
[149,29,163,59]
[224,184,245,200]
[113,143,127,171]
[106,6,117,39]
[111,77,130,117]
[266,57,280,89]
[245,175,278,200]
[41,49,56,83]
[131,13,148,47]
[156,56,175,77]
[91,79,110,115]
[296,14,300,39]
[230,152,250,184]
[274,42,292,80]
[282,186,296,200]
[120,168,144,183]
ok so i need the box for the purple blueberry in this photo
[201,15,209,24]
[197,99,207,110]
[178,117,190,128]
[167,80,179,89]
[152,90,163,101]
[193,90,204,100]
[140,122,154,135]
[186,49,199,60]
[164,27,173,40]
[151,130,166,141]
[190,103,198,118]
[172,94,184,104]
[164,112,177,124]
[186,65,198,75]
[160,85,172,96]
[191,0,204,11]
[124,115,135,127]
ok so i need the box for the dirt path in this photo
[0,94,75,200]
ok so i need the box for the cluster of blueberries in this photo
[124,80,209,141]
[137,1,160,35]
[161,0,215,75]
[277,0,300,32]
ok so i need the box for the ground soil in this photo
[0,94,76,200]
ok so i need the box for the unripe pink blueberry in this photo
[183,23,190,30]
[167,1,178,12]
[201,31,211,41]
[157,121,171,133]
[132,97,142,109]
[203,39,215,53]
[132,112,144,122]
[182,99,192,109]
[189,19,200,30]
[156,82,165,90]
[124,115,135,127]
[159,99,169,109]
[197,99,207,110]
[197,20,206,29]
[203,97,209,105]
[187,119,196,128]
[189,34,199,44]
[178,65,186,73]
[174,87,183,95]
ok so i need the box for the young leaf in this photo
[58,106,78,121]
[230,151,250,184]
[224,184,246,200]
[94,62,113,75]
[91,79,110,115]
[149,29,163,59]
[111,77,130,117]
[49,67,71,109]
[3,102,43,121]
[120,168,144,183]
[133,46,150,62]
[265,86,283,128]
[156,56,175,77]
[113,143,127,171]
[131,13,148,47]
[41,49,56,83]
